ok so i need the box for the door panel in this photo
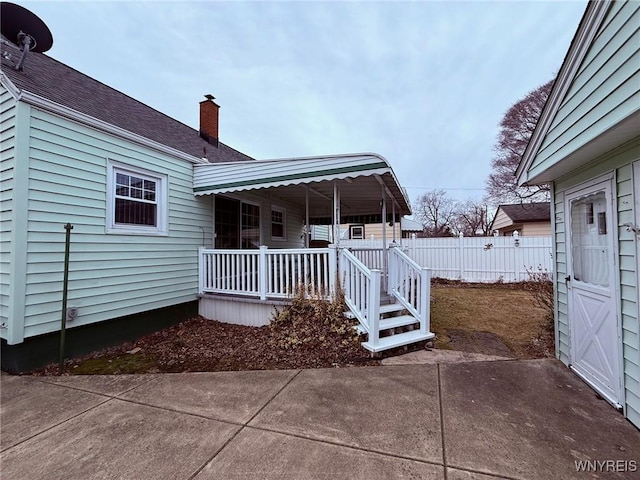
[566,180,622,407]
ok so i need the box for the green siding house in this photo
[1,31,419,371]
[517,0,640,428]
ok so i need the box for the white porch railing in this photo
[347,247,387,271]
[339,248,381,348]
[199,244,433,352]
[199,246,337,300]
[388,246,431,337]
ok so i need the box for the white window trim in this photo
[106,160,168,235]
[350,225,364,240]
[240,199,262,248]
[271,205,287,241]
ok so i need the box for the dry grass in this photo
[430,284,553,358]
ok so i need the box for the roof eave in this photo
[3,80,207,165]
[516,0,613,186]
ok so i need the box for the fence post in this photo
[410,233,417,260]
[512,231,521,281]
[259,245,267,300]
[328,244,338,297]
[458,232,464,280]
[198,247,205,294]
[369,270,381,349]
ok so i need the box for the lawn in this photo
[430,282,554,358]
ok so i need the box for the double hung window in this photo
[107,162,167,235]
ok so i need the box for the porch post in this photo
[328,243,338,296]
[305,186,310,248]
[381,185,388,292]
[335,182,340,246]
[392,199,397,243]
[259,245,267,300]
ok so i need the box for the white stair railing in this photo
[388,246,431,336]
[339,248,381,348]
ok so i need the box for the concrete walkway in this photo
[1,358,638,479]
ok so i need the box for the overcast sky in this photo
[20,0,587,205]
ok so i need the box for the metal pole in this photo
[59,223,73,373]
[305,186,310,248]
[333,181,340,248]
[381,187,387,292]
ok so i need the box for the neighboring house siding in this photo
[530,0,640,177]
[20,107,213,341]
[0,86,16,332]
[491,210,512,231]
[554,139,640,426]
[342,223,401,240]
[521,223,552,237]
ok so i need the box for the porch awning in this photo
[193,153,412,218]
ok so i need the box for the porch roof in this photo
[193,153,412,217]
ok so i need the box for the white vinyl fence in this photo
[341,233,553,283]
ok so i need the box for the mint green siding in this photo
[529,1,640,178]
[554,140,640,428]
[0,86,16,331]
[10,106,213,342]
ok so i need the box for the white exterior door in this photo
[566,179,622,407]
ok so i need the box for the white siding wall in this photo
[0,86,16,332]
[554,139,640,427]
[19,107,214,341]
[531,0,640,175]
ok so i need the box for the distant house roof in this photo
[400,217,422,232]
[489,202,551,233]
[0,41,252,163]
[498,202,550,223]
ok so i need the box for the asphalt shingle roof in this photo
[498,202,550,223]
[1,41,253,163]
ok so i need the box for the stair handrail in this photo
[338,248,381,345]
[388,246,431,336]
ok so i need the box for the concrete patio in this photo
[1,358,638,479]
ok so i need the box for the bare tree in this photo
[414,189,457,237]
[452,200,492,236]
[486,79,554,204]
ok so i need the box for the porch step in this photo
[362,330,435,353]
[344,303,405,320]
[355,314,418,335]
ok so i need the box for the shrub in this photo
[525,265,554,332]
[269,285,359,352]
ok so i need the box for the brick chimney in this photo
[199,94,219,146]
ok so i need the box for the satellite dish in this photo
[1,2,53,70]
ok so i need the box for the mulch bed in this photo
[31,317,382,376]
